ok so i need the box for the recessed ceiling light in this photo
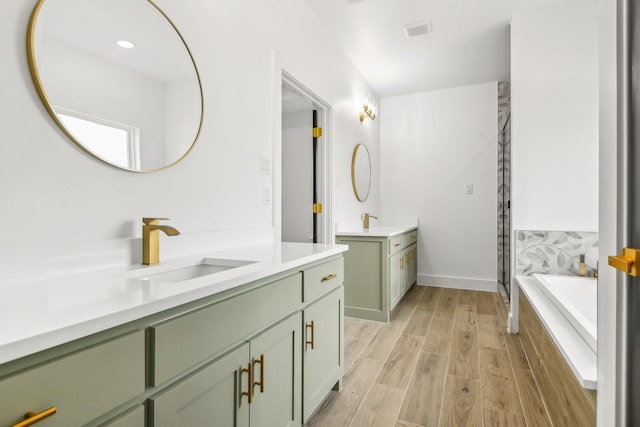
[116,40,135,49]
[404,21,433,38]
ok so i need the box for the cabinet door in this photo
[149,343,250,427]
[402,248,411,294]
[389,251,402,309]
[100,406,145,427]
[250,313,301,427]
[410,246,418,286]
[303,287,344,422]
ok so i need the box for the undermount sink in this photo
[134,258,257,283]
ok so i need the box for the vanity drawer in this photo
[409,230,417,244]
[389,235,404,254]
[0,330,144,427]
[389,233,412,255]
[303,257,344,303]
[150,273,302,386]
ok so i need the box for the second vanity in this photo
[0,243,347,427]
[336,225,418,322]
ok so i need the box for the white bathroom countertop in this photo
[335,224,417,238]
[516,275,597,389]
[0,242,348,365]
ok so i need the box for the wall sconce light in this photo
[359,96,377,122]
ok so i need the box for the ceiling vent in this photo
[404,21,433,38]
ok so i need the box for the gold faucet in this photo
[142,218,180,265]
[363,213,378,229]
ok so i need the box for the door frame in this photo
[276,71,333,244]
[598,0,625,425]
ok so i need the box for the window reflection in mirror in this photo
[56,109,140,169]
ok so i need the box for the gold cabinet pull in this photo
[241,362,253,403]
[609,247,640,277]
[12,407,57,427]
[321,274,337,282]
[395,243,401,247]
[253,354,265,393]
[400,258,404,269]
[306,320,315,350]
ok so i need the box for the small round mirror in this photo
[351,143,371,202]
[27,0,203,172]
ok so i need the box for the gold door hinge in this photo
[313,127,323,138]
[313,203,323,214]
[609,247,640,277]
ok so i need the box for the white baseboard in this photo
[417,274,497,292]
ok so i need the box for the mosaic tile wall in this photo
[515,230,599,277]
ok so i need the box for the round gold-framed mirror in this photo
[27,0,204,172]
[351,143,371,202]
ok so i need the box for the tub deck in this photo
[533,273,597,352]
[518,288,596,426]
[516,275,596,389]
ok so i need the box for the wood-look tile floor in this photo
[306,286,553,427]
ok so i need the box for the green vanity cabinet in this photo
[394,244,417,307]
[300,257,344,422]
[101,406,145,427]
[0,254,344,427]
[148,272,302,387]
[246,312,301,427]
[0,331,145,427]
[389,250,403,308]
[302,287,344,422]
[337,230,417,322]
[150,343,251,427]
[150,312,301,427]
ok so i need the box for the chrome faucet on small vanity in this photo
[362,213,378,229]
[142,217,180,265]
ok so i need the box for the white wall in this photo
[282,109,313,243]
[380,82,499,291]
[165,77,202,166]
[334,114,381,228]
[511,0,599,232]
[0,0,379,285]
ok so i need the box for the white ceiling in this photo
[306,0,567,97]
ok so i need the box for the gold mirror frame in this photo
[351,143,372,202]
[26,0,204,172]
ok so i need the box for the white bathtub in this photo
[532,274,597,352]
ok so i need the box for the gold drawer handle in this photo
[12,407,57,427]
[321,274,337,282]
[609,248,640,276]
[394,243,401,247]
[253,354,265,393]
[306,320,315,350]
[241,362,253,404]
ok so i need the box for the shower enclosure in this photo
[498,81,511,298]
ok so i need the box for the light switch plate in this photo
[263,187,271,205]
[465,184,474,194]
[259,156,271,175]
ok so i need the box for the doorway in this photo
[281,74,332,243]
